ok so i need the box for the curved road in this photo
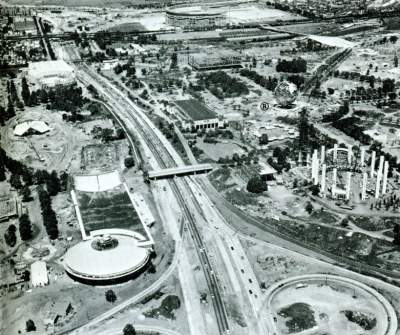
[263,274,398,335]
[68,242,182,334]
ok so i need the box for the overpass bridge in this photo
[148,164,213,180]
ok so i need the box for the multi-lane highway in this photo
[76,65,233,335]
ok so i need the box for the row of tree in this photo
[38,187,59,240]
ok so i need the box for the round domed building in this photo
[63,230,151,285]
[274,81,298,108]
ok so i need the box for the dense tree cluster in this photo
[33,84,84,112]
[4,224,17,247]
[246,177,268,194]
[276,58,307,73]
[19,213,33,241]
[38,187,59,240]
[197,71,249,99]
[322,100,350,123]
[268,147,291,173]
[332,117,371,144]
[239,69,278,91]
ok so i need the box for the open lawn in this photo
[77,188,145,236]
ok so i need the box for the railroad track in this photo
[77,66,230,335]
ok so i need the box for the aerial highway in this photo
[76,65,233,335]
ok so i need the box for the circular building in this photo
[166,6,226,29]
[64,231,151,285]
[274,81,298,108]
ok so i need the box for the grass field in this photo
[77,189,145,236]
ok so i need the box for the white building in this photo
[27,60,75,88]
[31,261,49,287]
[14,121,51,136]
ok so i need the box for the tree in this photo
[393,223,400,246]
[246,177,268,194]
[10,173,22,189]
[26,319,36,332]
[60,171,69,191]
[19,213,33,241]
[305,202,314,214]
[21,77,31,105]
[259,133,269,145]
[105,289,117,303]
[310,184,319,196]
[0,164,6,182]
[4,224,17,247]
[170,52,178,69]
[46,170,60,196]
[124,156,135,168]
[21,185,32,202]
[298,107,309,150]
[123,324,136,335]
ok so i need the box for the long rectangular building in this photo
[174,99,224,131]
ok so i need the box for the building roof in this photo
[64,233,150,280]
[28,60,74,78]
[305,35,356,48]
[14,121,51,136]
[74,171,121,193]
[174,99,217,121]
[31,261,48,287]
[259,162,277,175]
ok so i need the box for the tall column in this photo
[321,164,326,197]
[346,172,352,200]
[333,144,338,161]
[312,150,318,182]
[347,145,352,165]
[361,172,367,201]
[370,151,376,178]
[332,168,337,197]
[382,161,389,195]
[321,146,325,165]
[375,156,384,199]
[306,152,311,168]
[314,158,319,185]
[360,148,365,168]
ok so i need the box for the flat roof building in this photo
[174,99,224,131]
[27,60,75,88]
[31,261,49,287]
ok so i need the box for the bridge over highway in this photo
[148,163,213,180]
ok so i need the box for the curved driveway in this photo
[263,274,398,335]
